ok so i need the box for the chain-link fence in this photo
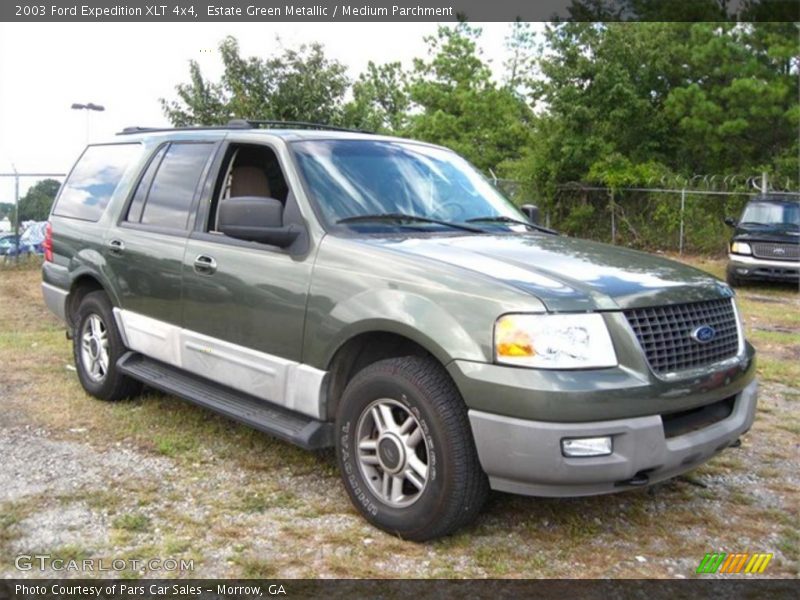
[0,171,66,262]
[492,176,800,255]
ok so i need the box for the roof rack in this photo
[227,119,371,133]
[118,119,372,136]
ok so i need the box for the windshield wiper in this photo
[337,213,485,233]
[466,215,558,235]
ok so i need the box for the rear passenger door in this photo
[106,140,217,366]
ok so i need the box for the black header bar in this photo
[4,0,800,22]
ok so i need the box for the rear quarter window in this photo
[53,143,141,221]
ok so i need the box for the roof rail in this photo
[228,119,372,134]
[117,123,250,135]
[117,119,372,136]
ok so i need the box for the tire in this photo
[726,269,742,288]
[336,356,488,541]
[73,291,142,402]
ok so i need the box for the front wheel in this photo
[726,269,743,288]
[336,356,488,541]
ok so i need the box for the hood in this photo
[357,233,731,312]
[733,224,800,243]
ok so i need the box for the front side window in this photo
[291,140,525,233]
[53,143,141,221]
[140,142,214,230]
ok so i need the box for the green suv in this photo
[42,121,758,541]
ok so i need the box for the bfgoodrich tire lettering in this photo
[336,356,488,541]
[73,291,141,402]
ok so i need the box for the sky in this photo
[0,22,540,203]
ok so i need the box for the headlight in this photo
[494,313,617,369]
[731,241,752,255]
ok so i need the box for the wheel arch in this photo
[66,272,116,328]
[323,327,453,422]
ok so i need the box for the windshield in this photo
[291,140,526,232]
[740,202,800,228]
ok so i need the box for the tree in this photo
[161,36,349,125]
[342,62,410,133]
[505,21,798,250]
[503,19,538,98]
[519,22,798,192]
[0,202,14,220]
[405,24,534,172]
[18,179,60,222]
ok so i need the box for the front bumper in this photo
[728,254,799,282]
[469,378,758,497]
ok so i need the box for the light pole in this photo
[12,163,19,263]
[71,102,105,145]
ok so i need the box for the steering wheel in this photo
[431,201,465,221]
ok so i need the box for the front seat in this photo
[230,166,272,198]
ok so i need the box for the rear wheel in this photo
[73,291,141,401]
[336,356,488,541]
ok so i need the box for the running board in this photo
[117,352,333,450]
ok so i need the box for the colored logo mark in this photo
[691,325,716,344]
[696,552,772,574]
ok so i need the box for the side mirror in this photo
[724,216,737,228]
[520,203,541,224]
[219,196,299,248]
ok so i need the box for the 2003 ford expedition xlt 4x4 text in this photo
[42,120,758,541]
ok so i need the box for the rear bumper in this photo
[469,378,758,497]
[728,254,799,282]
[41,282,68,322]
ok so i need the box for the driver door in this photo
[180,140,319,415]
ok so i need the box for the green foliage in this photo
[0,203,13,220]
[343,62,409,133]
[161,36,349,125]
[503,19,539,99]
[510,22,799,251]
[405,24,534,172]
[18,179,60,222]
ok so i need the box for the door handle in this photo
[108,239,125,254]
[193,254,217,274]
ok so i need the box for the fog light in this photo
[561,436,613,457]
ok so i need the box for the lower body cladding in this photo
[728,254,799,283]
[113,309,326,420]
[468,379,758,496]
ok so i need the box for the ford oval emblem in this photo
[691,325,716,344]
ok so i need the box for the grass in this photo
[112,513,151,533]
[0,257,797,578]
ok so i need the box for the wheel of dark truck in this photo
[726,270,742,288]
[73,291,141,402]
[336,356,488,541]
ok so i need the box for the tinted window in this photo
[141,143,214,229]
[126,145,168,223]
[54,144,141,221]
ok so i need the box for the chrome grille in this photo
[751,242,799,260]
[624,299,739,375]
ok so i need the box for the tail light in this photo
[43,222,53,262]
